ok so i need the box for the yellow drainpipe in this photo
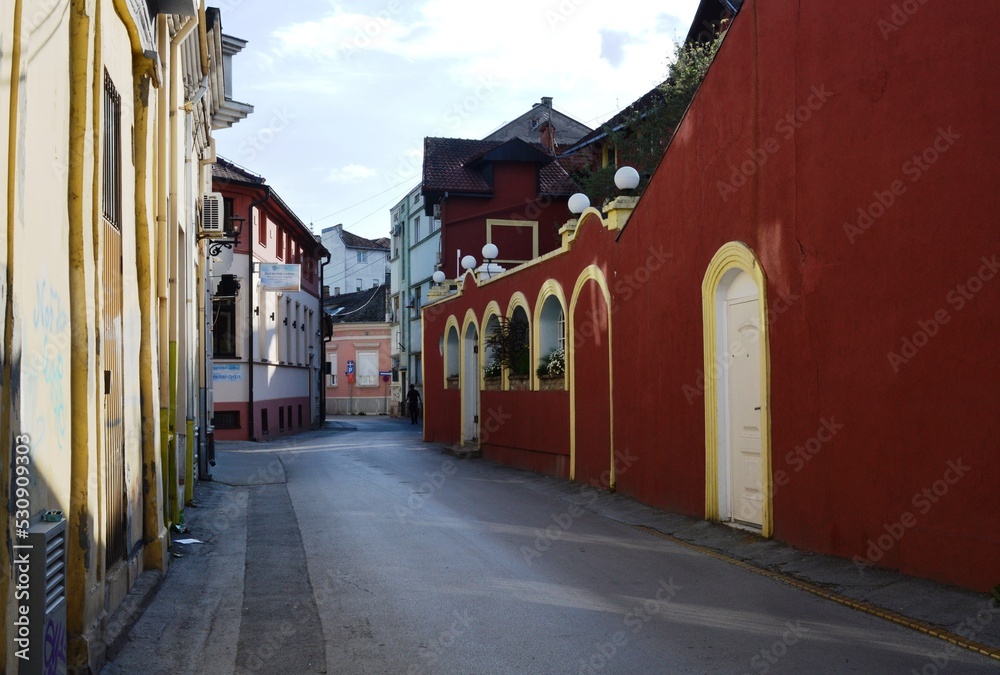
[165,17,196,527]
[1,2,24,666]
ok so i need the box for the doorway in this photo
[461,320,479,445]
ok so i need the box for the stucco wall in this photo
[423,0,1000,591]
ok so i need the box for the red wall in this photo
[423,0,1000,591]
[440,162,570,277]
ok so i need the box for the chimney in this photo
[540,96,553,108]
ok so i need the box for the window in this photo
[102,70,122,228]
[298,405,303,428]
[372,278,379,288]
[328,352,338,387]
[412,216,421,242]
[413,286,422,317]
[432,216,440,232]
[279,406,285,431]
[213,298,237,358]
[214,411,240,429]
[356,278,363,292]
[276,228,284,259]
[557,310,566,351]
[258,212,267,245]
[357,350,378,387]
[261,409,269,435]
[357,251,368,263]
[333,286,340,296]
[413,355,422,384]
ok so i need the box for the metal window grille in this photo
[102,70,122,229]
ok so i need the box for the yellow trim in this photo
[486,218,539,262]
[568,266,614,485]
[531,279,567,391]
[702,241,772,537]
[443,315,460,382]
[459,310,480,446]
[480,301,502,389]
[505,292,531,390]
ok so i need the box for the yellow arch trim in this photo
[702,241,772,537]
[532,279,568,391]
[480,301,503,389]
[566,208,605,244]
[460,309,480,446]
[506,292,532,391]
[568,266,614,485]
[443,315,460,382]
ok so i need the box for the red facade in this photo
[423,0,1000,591]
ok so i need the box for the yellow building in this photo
[0,1,250,671]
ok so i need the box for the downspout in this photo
[1,2,24,666]
[318,245,332,424]
[167,16,197,525]
[156,18,170,521]
[248,187,272,440]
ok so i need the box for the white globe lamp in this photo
[567,192,590,214]
[614,166,641,190]
[461,255,477,272]
[481,243,499,261]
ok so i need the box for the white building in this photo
[321,223,390,296]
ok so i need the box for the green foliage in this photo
[484,315,529,374]
[536,347,566,378]
[573,35,722,208]
[484,359,502,378]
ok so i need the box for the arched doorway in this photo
[703,243,772,535]
[461,318,480,445]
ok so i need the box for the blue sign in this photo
[346,360,355,374]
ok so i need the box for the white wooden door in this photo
[727,297,762,526]
[463,326,479,444]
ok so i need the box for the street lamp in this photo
[432,270,446,284]
[615,166,641,192]
[205,213,245,256]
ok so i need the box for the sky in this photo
[213,0,704,242]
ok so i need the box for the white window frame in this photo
[356,349,379,387]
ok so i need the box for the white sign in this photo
[213,364,243,382]
[259,264,301,292]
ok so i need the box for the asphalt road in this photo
[104,418,999,674]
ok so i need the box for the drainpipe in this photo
[248,188,272,440]
[318,244,332,424]
[166,16,197,524]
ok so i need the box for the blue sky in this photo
[213,0,703,240]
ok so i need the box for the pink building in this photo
[324,285,394,415]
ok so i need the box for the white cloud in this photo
[325,164,378,183]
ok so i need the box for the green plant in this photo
[573,35,722,208]
[484,359,502,378]
[484,315,529,374]
[536,347,566,378]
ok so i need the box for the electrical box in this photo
[19,517,67,675]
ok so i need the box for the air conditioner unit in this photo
[201,192,224,235]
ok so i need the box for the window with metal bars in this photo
[103,70,122,228]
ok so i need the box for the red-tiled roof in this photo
[422,137,582,197]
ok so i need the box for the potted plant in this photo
[484,315,529,390]
[537,347,565,390]
[483,358,502,390]
[446,372,460,389]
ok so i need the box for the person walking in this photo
[406,384,422,425]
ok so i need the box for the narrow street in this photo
[104,419,999,674]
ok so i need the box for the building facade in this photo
[0,1,250,671]
[388,99,592,413]
[321,223,390,296]
[422,0,1000,592]
[210,158,328,441]
[324,285,393,415]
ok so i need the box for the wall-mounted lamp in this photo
[254,306,259,316]
[269,312,275,320]
[206,213,246,256]
[283,317,288,326]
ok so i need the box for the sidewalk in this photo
[105,417,1000,671]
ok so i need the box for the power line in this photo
[312,177,417,225]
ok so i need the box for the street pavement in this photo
[102,416,1000,674]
